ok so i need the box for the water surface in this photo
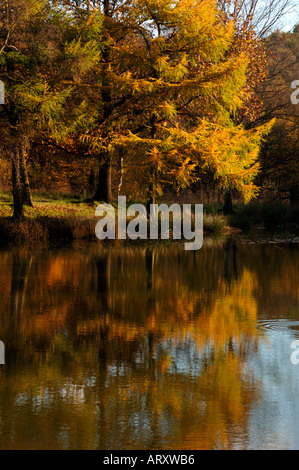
[0,237,298,449]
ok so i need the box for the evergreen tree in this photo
[0,0,102,218]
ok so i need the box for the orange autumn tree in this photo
[79,0,273,204]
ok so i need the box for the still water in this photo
[0,237,298,450]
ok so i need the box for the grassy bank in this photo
[0,191,96,243]
[0,191,298,244]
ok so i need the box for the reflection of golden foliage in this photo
[196,268,259,350]
[0,243,297,449]
[46,256,81,288]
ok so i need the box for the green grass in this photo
[0,191,97,243]
[0,191,96,219]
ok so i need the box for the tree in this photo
[218,0,296,38]
[0,0,63,218]
[0,0,102,218]
[99,0,273,205]
[253,26,299,195]
[55,0,272,205]
[52,0,118,203]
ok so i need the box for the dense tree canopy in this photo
[0,0,297,217]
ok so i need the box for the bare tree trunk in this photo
[88,168,95,194]
[20,147,34,207]
[146,178,155,216]
[94,158,112,202]
[223,187,233,214]
[118,148,124,195]
[12,145,24,220]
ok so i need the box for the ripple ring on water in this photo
[256,319,299,335]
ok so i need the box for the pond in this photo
[0,236,298,449]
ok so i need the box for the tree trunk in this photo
[223,187,233,214]
[20,148,34,207]
[88,168,95,193]
[118,148,124,195]
[146,180,155,217]
[12,146,24,220]
[146,115,158,216]
[94,158,112,202]
[290,185,298,206]
[93,0,113,204]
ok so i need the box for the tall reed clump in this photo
[203,213,228,233]
[140,210,228,237]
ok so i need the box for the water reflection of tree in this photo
[0,242,297,449]
[224,238,238,285]
[10,253,32,319]
[6,252,33,363]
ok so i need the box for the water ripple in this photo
[256,319,299,335]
